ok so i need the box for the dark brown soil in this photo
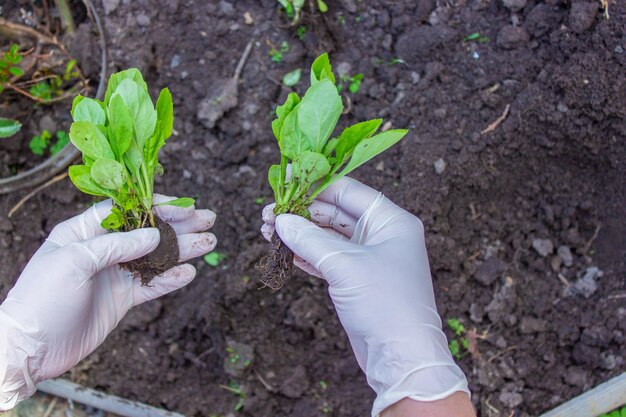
[1,1,624,417]
[257,233,294,291]
[122,216,180,285]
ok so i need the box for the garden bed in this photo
[0,0,624,416]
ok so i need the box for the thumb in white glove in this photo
[262,177,469,417]
[0,195,217,411]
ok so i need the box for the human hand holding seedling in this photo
[261,176,471,417]
[0,197,216,411]
[260,53,408,289]
[68,68,196,283]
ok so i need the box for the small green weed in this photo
[463,32,490,43]
[296,25,308,40]
[219,381,246,412]
[269,41,289,63]
[278,0,327,24]
[204,252,227,266]
[337,73,364,94]
[29,130,69,156]
[0,44,25,93]
[447,318,469,360]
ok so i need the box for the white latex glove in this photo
[0,195,217,411]
[261,177,469,417]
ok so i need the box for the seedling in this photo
[463,32,490,43]
[219,382,246,412]
[68,68,194,283]
[277,0,328,25]
[447,318,469,360]
[28,60,80,102]
[269,41,289,63]
[29,129,69,156]
[204,252,227,266]
[0,44,25,93]
[295,25,308,40]
[0,118,21,138]
[258,53,408,289]
[338,73,364,94]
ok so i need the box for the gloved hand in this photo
[0,195,216,411]
[261,177,469,417]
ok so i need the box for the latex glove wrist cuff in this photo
[0,310,40,412]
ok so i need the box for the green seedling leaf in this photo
[297,79,342,152]
[101,210,124,230]
[268,164,282,200]
[280,107,311,160]
[464,32,481,41]
[50,130,70,155]
[317,0,328,12]
[29,130,52,155]
[0,118,21,138]
[104,68,148,105]
[272,93,300,141]
[292,151,331,185]
[144,87,174,170]
[333,119,382,162]
[91,158,128,190]
[310,53,336,85]
[447,318,466,335]
[155,197,195,208]
[449,340,460,359]
[73,97,106,125]
[282,68,302,87]
[107,94,133,160]
[70,121,115,161]
[315,129,407,196]
[68,164,115,198]
[204,252,226,266]
[112,78,157,147]
[8,66,24,77]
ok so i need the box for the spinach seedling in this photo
[447,318,469,360]
[68,68,194,283]
[259,53,408,289]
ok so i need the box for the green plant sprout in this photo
[268,53,407,218]
[29,59,80,102]
[269,41,289,63]
[219,382,246,412]
[0,44,25,93]
[463,32,490,43]
[0,118,21,138]
[277,0,327,25]
[447,318,469,360]
[68,68,194,231]
[338,73,364,94]
[29,129,69,156]
[373,57,406,66]
[204,252,227,266]
[295,25,308,40]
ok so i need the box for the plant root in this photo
[257,233,294,291]
[122,216,179,285]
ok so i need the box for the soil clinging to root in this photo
[257,232,294,291]
[122,216,179,285]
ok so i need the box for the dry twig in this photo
[481,104,511,135]
[8,172,68,218]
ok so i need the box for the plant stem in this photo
[53,0,75,34]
